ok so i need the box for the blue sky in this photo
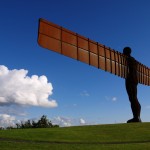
[0,0,150,126]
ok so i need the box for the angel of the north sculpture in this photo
[38,18,150,123]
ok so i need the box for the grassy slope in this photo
[0,123,150,150]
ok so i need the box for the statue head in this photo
[123,47,132,56]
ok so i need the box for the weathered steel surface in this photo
[38,18,150,86]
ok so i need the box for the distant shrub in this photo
[16,115,59,129]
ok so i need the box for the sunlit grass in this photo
[0,123,150,149]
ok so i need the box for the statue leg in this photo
[130,84,141,119]
[125,81,141,123]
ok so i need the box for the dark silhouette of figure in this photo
[123,47,141,123]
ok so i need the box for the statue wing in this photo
[38,18,150,86]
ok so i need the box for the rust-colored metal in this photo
[38,18,150,86]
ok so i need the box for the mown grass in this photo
[0,123,150,149]
[1,141,150,150]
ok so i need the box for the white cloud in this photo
[52,116,88,127]
[105,96,117,102]
[52,116,72,127]
[0,114,16,127]
[0,105,27,116]
[0,65,57,108]
[80,90,90,97]
[112,97,117,102]
[79,118,86,125]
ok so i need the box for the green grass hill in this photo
[0,123,150,150]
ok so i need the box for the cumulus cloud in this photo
[52,116,88,127]
[0,65,57,108]
[0,105,27,116]
[0,114,16,127]
[79,118,86,125]
[52,116,72,127]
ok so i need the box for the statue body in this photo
[123,47,141,123]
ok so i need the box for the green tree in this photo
[36,115,53,128]
[24,120,32,128]
[15,115,59,129]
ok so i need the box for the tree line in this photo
[1,115,59,129]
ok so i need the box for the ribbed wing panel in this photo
[38,18,150,86]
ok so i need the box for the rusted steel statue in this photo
[123,47,141,123]
[38,18,150,123]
